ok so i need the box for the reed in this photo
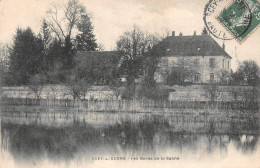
[1,97,259,112]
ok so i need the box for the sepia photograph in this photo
[0,0,259,167]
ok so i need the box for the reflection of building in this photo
[155,32,232,83]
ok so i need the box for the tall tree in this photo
[116,26,153,86]
[39,19,52,54]
[238,60,260,86]
[38,19,53,73]
[230,71,245,85]
[64,68,90,100]
[9,28,44,85]
[0,43,10,72]
[28,74,47,100]
[46,0,86,43]
[45,38,65,83]
[204,82,220,103]
[0,43,10,86]
[47,38,63,69]
[75,14,97,51]
[46,0,87,69]
[166,57,198,85]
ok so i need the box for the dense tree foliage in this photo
[238,60,260,86]
[116,26,155,86]
[3,0,100,86]
[75,14,98,51]
[46,0,97,69]
[230,71,245,85]
[9,28,44,85]
[166,58,197,86]
[229,61,260,86]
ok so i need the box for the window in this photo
[162,58,169,67]
[227,60,230,69]
[209,58,216,68]
[210,73,214,82]
[194,58,200,66]
[194,73,200,83]
[222,59,224,69]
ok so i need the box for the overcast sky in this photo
[0,0,259,70]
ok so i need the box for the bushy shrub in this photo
[137,76,170,100]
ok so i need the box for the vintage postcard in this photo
[0,0,259,168]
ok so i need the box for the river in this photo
[0,108,259,168]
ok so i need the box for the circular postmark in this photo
[203,0,253,41]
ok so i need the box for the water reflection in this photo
[1,113,259,162]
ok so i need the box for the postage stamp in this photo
[204,0,260,43]
[217,0,260,43]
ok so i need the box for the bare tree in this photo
[50,85,58,99]
[117,26,155,86]
[28,74,46,100]
[97,43,104,51]
[108,79,126,99]
[160,28,170,40]
[204,82,221,103]
[46,0,86,42]
[166,57,198,85]
[65,73,89,100]
[46,0,97,69]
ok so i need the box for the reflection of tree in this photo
[229,134,259,153]
[2,116,259,161]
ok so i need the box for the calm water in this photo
[0,110,259,168]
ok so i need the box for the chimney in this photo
[222,42,225,50]
[193,31,197,36]
[172,31,175,37]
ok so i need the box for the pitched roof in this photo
[159,35,231,58]
[75,51,121,69]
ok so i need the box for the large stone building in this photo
[154,32,232,84]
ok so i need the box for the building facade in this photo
[154,33,232,84]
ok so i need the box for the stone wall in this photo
[168,85,259,102]
[1,85,118,100]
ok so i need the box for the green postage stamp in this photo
[217,0,260,43]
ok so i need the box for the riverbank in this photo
[1,105,259,134]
